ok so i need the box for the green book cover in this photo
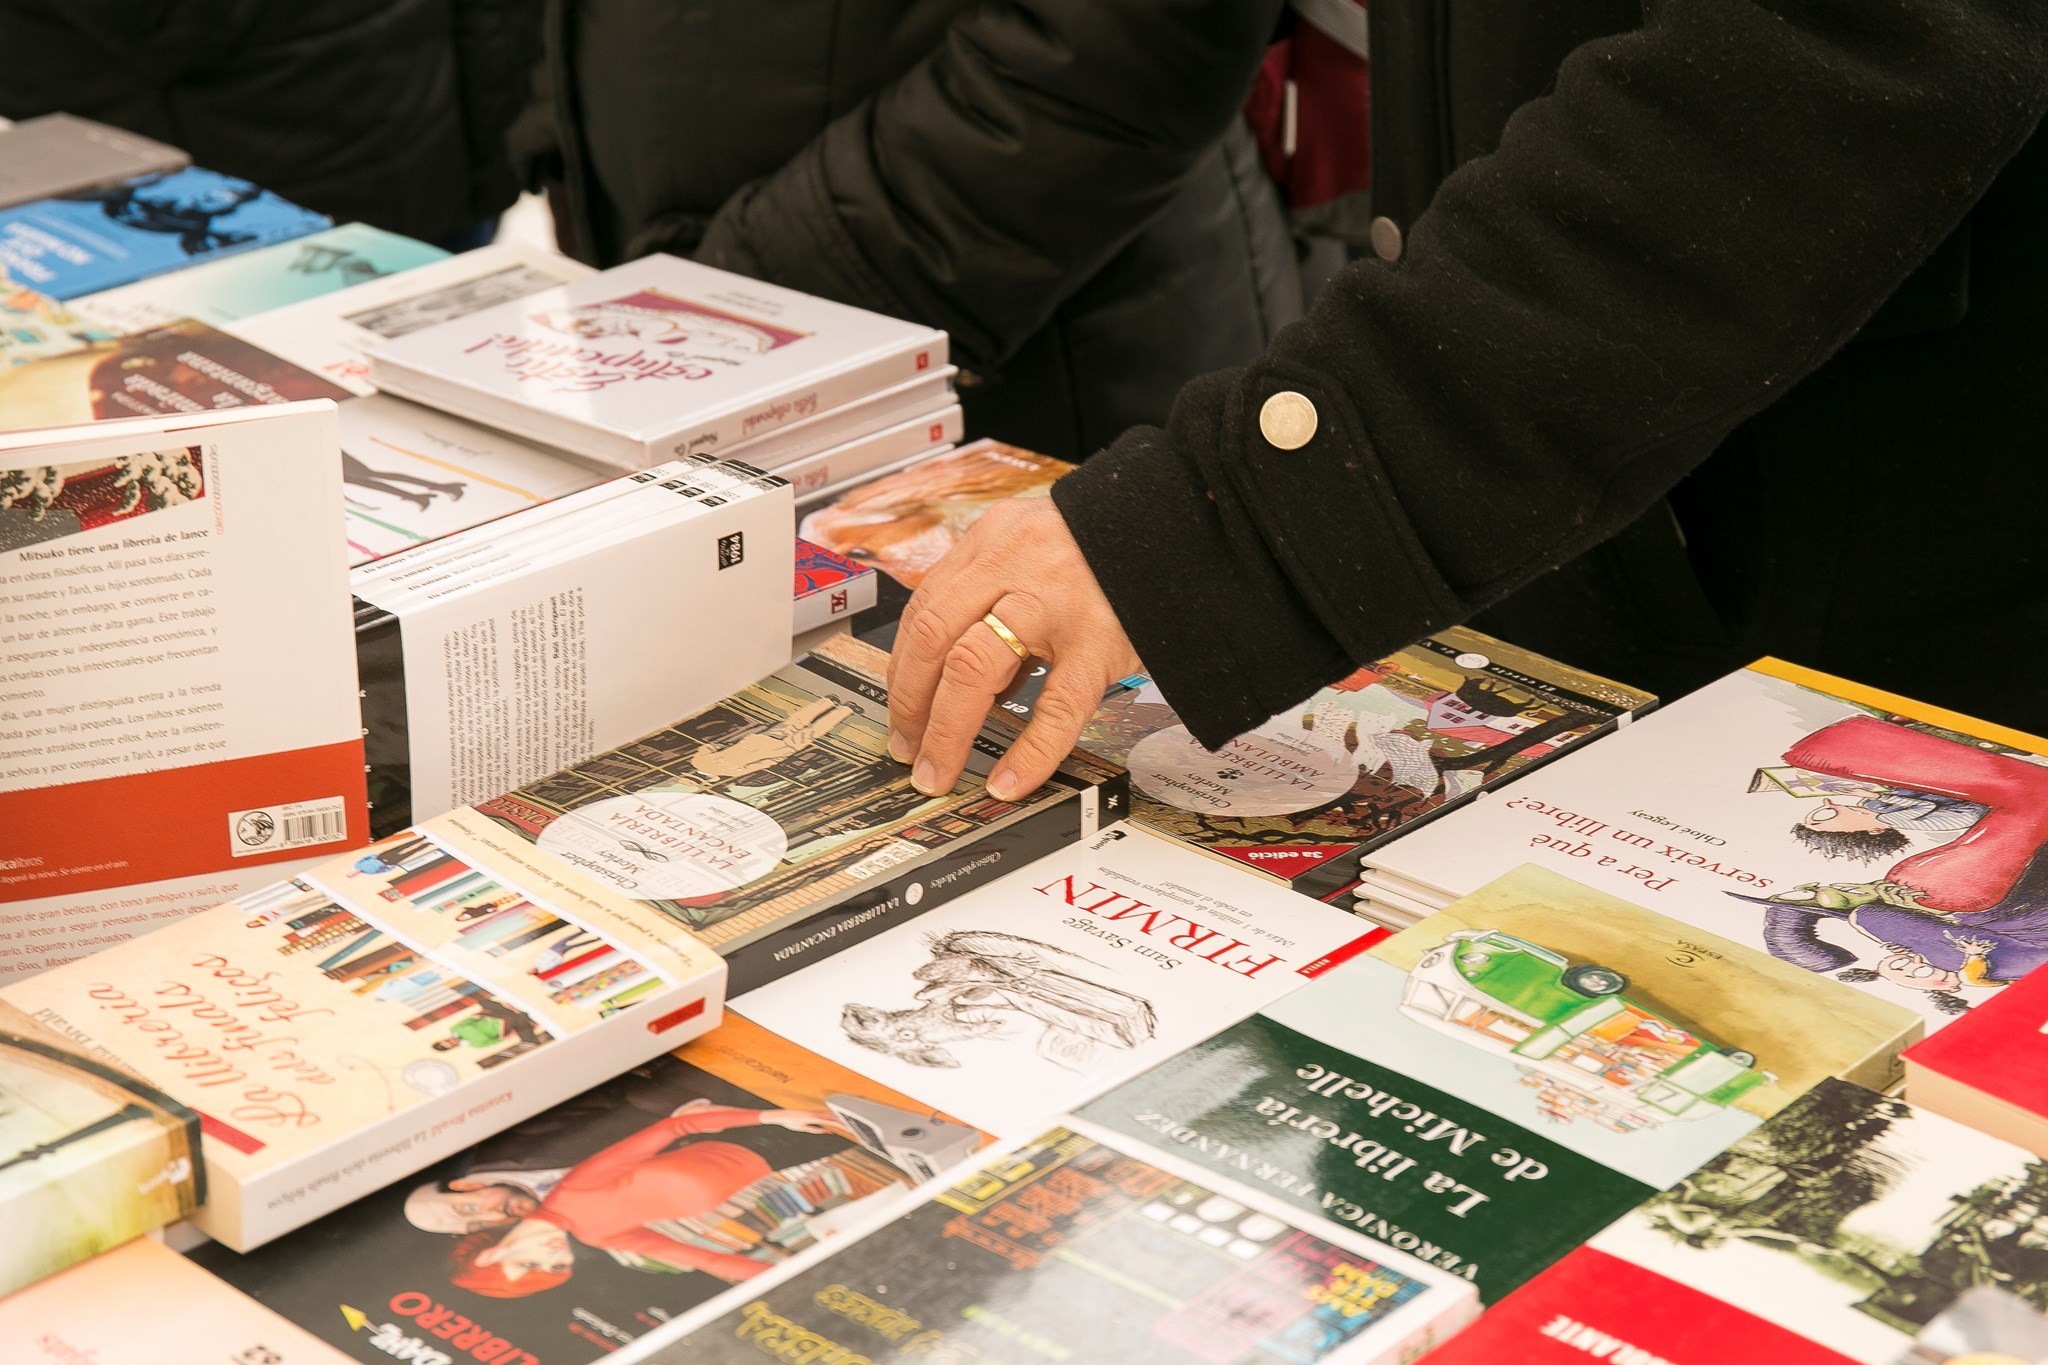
[1081,864,1919,1300]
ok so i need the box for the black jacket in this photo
[545,0,1302,460]
[0,0,542,244]
[1055,0,2048,744]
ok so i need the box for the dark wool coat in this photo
[545,0,1303,460]
[1052,0,2048,745]
[0,0,542,244]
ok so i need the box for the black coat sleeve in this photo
[1053,0,2048,749]
[691,0,1284,374]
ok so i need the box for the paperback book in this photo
[0,403,367,981]
[736,822,1376,1137]
[1423,1078,2048,1365]
[1078,864,1919,1301]
[638,1120,1481,1365]
[1078,628,1654,890]
[2,816,727,1251]
[0,1238,351,1365]
[792,537,877,635]
[773,403,961,506]
[451,633,1129,993]
[0,113,188,210]
[1,277,118,369]
[1903,948,2048,1159]
[0,168,329,299]
[72,222,448,332]
[0,998,202,1296]
[715,366,958,470]
[0,317,353,427]
[192,1013,994,1364]
[368,254,947,469]
[1365,659,2048,1032]
[228,242,595,395]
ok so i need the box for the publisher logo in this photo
[235,811,276,847]
[718,532,745,569]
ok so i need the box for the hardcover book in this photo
[0,1238,351,1365]
[737,822,1376,1137]
[1366,659,2048,1032]
[1,403,368,981]
[0,998,202,1296]
[2,816,727,1251]
[367,254,948,469]
[228,242,595,395]
[452,634,1129,994]
[0,168,329,299]
[637,1120,1481,1365]
[1078,865,1919,1301]
[1077,628,1654,890]
[71,222,449,333]
[0,317,353,427]
[1422,1078,2048,1365]
[1903,951,2048,1158]
[192,1013,994,1365]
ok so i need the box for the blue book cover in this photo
[0,167,330,299]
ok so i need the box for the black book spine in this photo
[352,601,412,839]
[722,769,1131,996]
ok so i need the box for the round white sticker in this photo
[537,792,788,898]
[1127,722,1358,817]
[1454,652,1490,670]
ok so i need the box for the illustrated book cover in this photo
[635,1119,1481,1365]
[1077,627,1654,890]
[367,254,947,469]
[192,1013,995,1364]
[1078,864,1919,1302]
[1366,659,2048,1033]
[0,168,329,299]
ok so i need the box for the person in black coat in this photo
[0,0,542,247]
[887,0,2048,804]
[544,0,1301,460]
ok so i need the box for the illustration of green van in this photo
[1400,929,1771,1130]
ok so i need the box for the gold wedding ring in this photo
[981,612,1031,661]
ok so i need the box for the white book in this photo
[0,403,365,983]
[735,822,1376,1137]
[367,254,948,470]
[2,815,726,1250]
[226,242,594,395]
[715,365,956,468]
[1367,658,2048,1033]
[340,394,609,567]
[774,405,961,505]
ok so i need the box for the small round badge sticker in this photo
[236,810,276,847]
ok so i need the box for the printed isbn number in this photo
[228,797,349,857]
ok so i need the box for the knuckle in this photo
[1027,686,1091,735]
[942,637,1001,686]
[901,606,954,658]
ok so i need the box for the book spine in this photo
[722,769,1128,995]
[654,338,946,462]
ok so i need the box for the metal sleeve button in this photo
[1259,391,1319,450]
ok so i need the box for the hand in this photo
[886,498,1142,802]
[760,1109,840,1133]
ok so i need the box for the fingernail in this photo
[987,768,1019,802]
[912,758,943,795]
[887,731,913,764]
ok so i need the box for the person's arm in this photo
[691,0,1284,374]
[885,0,2048,790]
[1048,0,2048,749]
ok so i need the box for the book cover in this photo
[1903,951,2048,1157]
[792,537,877,633]
[1435,1078,2048,1365]
[0,168,329,299]
[0,998,202,1296]
[737,823,1376,1137]
[1,276,118,369]
[1079,865,1919,1301]
[368,254,947,467]
[191,1013,995,1364]
[1079,628,1654,888]
[72,222,449,333]
[1,404,367,980]
[458,635,1127,965]
[1,815,727,1250]
[0,113,189,211]
[1368,660,2048,1032]
[339,394,608,567]
[0,317,352,427]
[641,1121,1480,1365]
[229,242,595,396]
[0,1238,352,1365]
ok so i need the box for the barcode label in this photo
[228,796,350,858]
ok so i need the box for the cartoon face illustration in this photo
[1869,944,1964,994]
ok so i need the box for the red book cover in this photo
[1418,1247,1859,1365]
[1905,958,2048,1121]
